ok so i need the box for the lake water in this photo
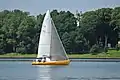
[0,61,120,80]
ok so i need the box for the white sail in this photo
[50,19,69,60]
[37,10,69,61]
[37,10,52,58]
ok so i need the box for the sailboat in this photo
[32,10,70,65]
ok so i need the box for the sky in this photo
[0,0,120,15]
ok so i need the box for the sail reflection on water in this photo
[36,66,52,80]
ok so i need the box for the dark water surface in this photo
[0,61,120,80]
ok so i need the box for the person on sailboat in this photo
[41,55,51,62]
[43,57,46,62]
[37,57,42,62]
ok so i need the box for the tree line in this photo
[0,7,120,54]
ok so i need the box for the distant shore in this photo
[0,50,120,60]
[0,50,120,58]
[0,58,120,62]
[1,50,120,62]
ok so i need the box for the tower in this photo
[75,10,82,27]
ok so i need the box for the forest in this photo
[0,7,120,54]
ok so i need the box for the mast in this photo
[50,18,52,58]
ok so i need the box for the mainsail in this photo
[37,10,69,61]
[37,10,52,58]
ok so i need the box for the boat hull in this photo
[32,60,70,65]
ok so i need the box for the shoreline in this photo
[0,50,120,61]
[0,57,120,59]
[0,58,120,62]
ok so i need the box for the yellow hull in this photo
[32,60,70,65]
